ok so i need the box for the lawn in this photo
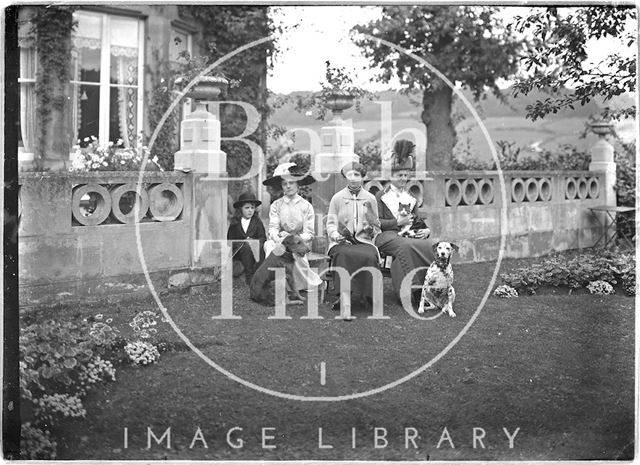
[29,256,634,461]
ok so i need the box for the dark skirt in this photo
[328,243,379,297]
[375,231,435,298]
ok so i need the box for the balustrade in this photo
[69,173,187,226]
[363,171,602,209]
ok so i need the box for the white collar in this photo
[282,194,302,204]
[240,217,251,232]
[381,184,415,217]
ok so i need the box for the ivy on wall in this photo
[178,6,279,197]
[145,48,182,170]
[28,6,77,164]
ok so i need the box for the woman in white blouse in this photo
[263,162,322,291]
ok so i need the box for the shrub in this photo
[453,141,591,171]
[500,249,634,294]
[587,280,615,295]
[20,316,121,458]
[125,341,161,365]
[493,284,518,298]
[34,393,86,422]
[20,423,57,459]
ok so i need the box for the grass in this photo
[32,256,634,461]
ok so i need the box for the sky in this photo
[267,5,637,94]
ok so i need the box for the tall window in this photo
[71,11,144,147]
[18,25,36,158]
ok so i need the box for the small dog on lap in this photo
[249,234,309,306]
[417,241,458,317]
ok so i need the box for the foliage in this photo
[129,310,165,340]
[124,341,161,365]
[353,6,523,169]
[512,6,637,121]
[354,140,383,173]
[357,137,592,172]
[493,284,519,298]
[20,423,57,459]
[453,142,591,171]
[145,48,182,170]
[20,317,120,401]
[28,6,77,162]
[613,139,636,206]
[19,315,121,458]
[500,249,635,294]
[179,6,277,180]
[34,393,86,422]
[69,138,158,172]
[587,280,615,295]
[292,61,376,120]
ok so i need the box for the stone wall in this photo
[362,170,605,263]
[18,168,607,305]
[19,171,193,305]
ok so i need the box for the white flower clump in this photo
[125,340,160,365]
[130,310,162,339]
[493,284,519,298]
[587,280,615,295]
[35,393,86,421]
[76,356,116,395]
[21,423,57,459]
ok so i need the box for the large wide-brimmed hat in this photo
[263,162,315,188]
[391,139,416,172]
[233,191,262,209]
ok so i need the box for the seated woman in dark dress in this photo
[375,140,435,305]
[326,162,381,311]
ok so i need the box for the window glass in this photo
[109,86,137,146]
[110,17,139,85]
[69,11,142,147]
[73,12,102,83]
[77,84,101,141]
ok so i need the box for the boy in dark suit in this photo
[227,191,267,284]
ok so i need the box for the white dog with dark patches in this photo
[418,241,458,317]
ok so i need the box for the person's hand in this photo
[396,213,412,227]
[331,231,345,242]
[278,231,290,239]
[414,228,431,239]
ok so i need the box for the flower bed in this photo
[70,137,161,172]
[495,248,635,296]
[19,310,169,458]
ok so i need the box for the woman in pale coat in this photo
[263,162,322,291]
[326,162,381,310]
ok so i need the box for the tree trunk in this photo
[421,86,456,171]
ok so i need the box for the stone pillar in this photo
[174,102,226,174]
[588,125,616,207]
[588,121,617,243]
[175,101,228,271]
[313,115,359,174]
[311,115,357,252]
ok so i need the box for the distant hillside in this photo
[269,86,631,129]
[268,87,635,158]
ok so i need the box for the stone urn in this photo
[176,75,229,110]
[588,119,614,139]
[322,89,355,116]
